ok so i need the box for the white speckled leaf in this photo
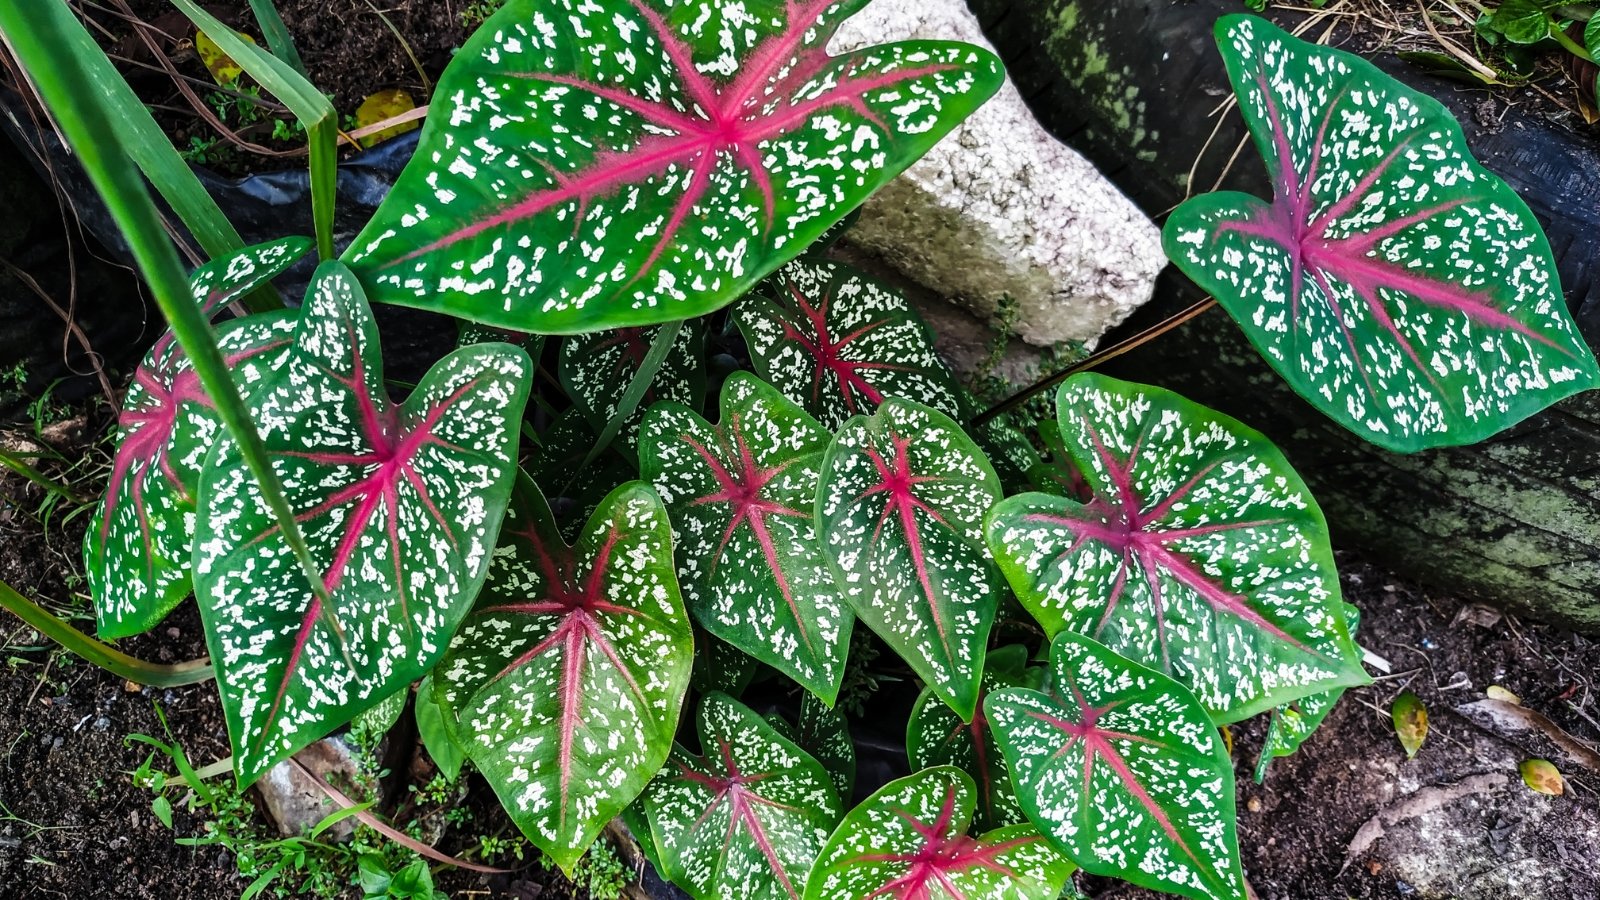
[640,372,851,703]
[985,373,1368,723]
[1253,603,1360,783]
[906,644,1034,832]
[344,0,1004,334]
[804,766,1073,900]
[459,320,546,361]
[767,692,856,800]
[817,398,1003,721]
[524,409,636,542]
[734,258,964,430]
[1164,14,1599,453]
[86,236,310,639]
[193,261,533,787]
[987,630,1246,900]
[643,691,842,900]
[562,322,706,456]
[435,477,692,872]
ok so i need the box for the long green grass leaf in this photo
[245,0,308,77]
[0,579,213,687]
[0,0,345,636]
[172,0,336,260]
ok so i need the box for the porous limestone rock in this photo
[829,0,1165,347]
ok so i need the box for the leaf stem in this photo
[573,319,685,476]
[972,298,1217,427]
[0,580,213,687]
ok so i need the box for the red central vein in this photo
[856,785,1036,900]
[856,434,956,656]
[781,275,909,414]
[380,4,956,278]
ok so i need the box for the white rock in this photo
[829,0,1165,347]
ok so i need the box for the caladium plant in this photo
[986,373,1368,723]
[906,644,1035,832]
[767,692,857,802]
[344,0,1004,334]
[818,398,1005,722]
[735,257,965,430]
[803,766,1074,900]
[1164,14,1600,453]
[643,691,843,900]
[640,372,851,704]
[561,321,706,456]
[86,236,310,639]
[988,630,1247,900]
[192,262,533,785]
[434,477,693,871]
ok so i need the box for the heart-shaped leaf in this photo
[734,258,964,430]
[435,477,693,871]
[1164,15,1599,452]
[988,630,1247,900]
[985,373,1367,723]
[643,691,843,900]
[193,262,533,786]
[87,236,310,639]
[817,398,1003,721]
[906,644,1034,831]
[562,322,706,456]
[640,372,851,703]
[345,0,1004,334]
[804,766,1073,900]
[1253,603,1360,782]
[767,692,856,801]
[525,409,636,542]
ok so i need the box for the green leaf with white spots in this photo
[640,372,851,703]
[767,692,855,801]
[434,477,693,872]
[562,322,706,457]
[817,398,1004,722]
[86,237,310,639]
[643,691,843,900]
[803,766,1073,900]
[693,631,762,698]
[734,258,964,430]
[193,262,533,787]
[344,0,1004,334]
[1164,14,1599,453]
[458,320,545,361]
[988,630,1247,900]
[985,373,1368,723]
[906,644,1034,831]
[1252,604,1361,782]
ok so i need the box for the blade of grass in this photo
[245,0,308,77]
[0,447,90,504]
[0,579,213,687]
[0,0,346,639]
[172,0,336,260]
[6,1,279,311]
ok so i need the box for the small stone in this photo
[828,0,1163,347]
[254,736,367,841]
[1246,796,1262,812]
[123,680,142,693]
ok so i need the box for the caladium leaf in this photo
[985,373,1368,723]
[1164,14,1600,453]
[735,258,964,430]
[768,692,856,801]
[1252,603,1361,782]
[817,398,1003,721]
[193,262,533,786]
[644,691,843,900]
[562,322,706,456]
[344,0,1004,334]
[415,675,467,782]
[693,631,762,698]
[459,321,545,360]
[906,645,1034,831]
[988,630,1247,900]
[1026,420,1091,502]
[435,477,693,872]
[87,236,310,639]
[640,372,851,703]
[804,766,1073,900]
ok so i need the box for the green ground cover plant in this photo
[0,2,1594,899]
